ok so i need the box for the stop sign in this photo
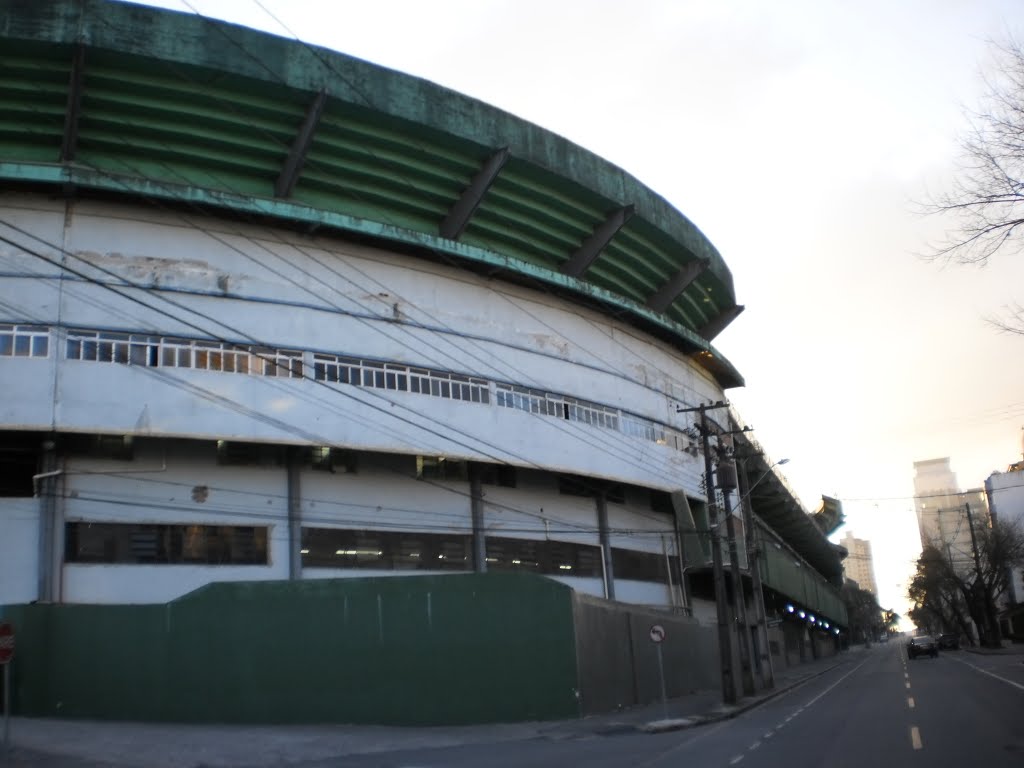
[0,622,14,664]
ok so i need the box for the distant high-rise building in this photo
[913,458,989,572]
[840,531,878,596]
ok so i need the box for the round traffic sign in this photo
[0,622,13,664]
[649,624,666,644]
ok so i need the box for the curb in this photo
[638,660,846,734]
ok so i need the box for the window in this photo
[478,464,516,488]
[310,447,358,473]
[605,484,626,504]
[62,434,134,461]
[558,476,590,498]
[417,456,468,481]
[216,441,280,466]
[57,327,698,456]
[66,331,302,378]
[0,324,49,358]
[301,528,471,571]
[650,490,673,515]
[611,547,679,584]
[0,449,36,497]
[313,354,489,404]
[65,522,268,564]
[485,537,603,578]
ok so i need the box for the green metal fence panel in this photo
[3,572,579,725]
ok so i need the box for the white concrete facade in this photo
[1,195,726,610]
[985,465,1024,606]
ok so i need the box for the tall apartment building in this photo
[913,458,989,573]
[840,531,878,596]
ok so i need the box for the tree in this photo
[908,546,975,642]
[925,37,1024,333]
[881,608,901,634]
[907,520,1024,647]
[841,583,882,644]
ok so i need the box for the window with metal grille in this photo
[65,522,268,565]
[0,324,49,358]
[301,528,471,571]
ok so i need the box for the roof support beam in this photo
[60,45,86,163]
[699,305,744,341]
[275,89,328,198]
[560,204,634,278]
[645,258,709,313]
[439,147,510,240]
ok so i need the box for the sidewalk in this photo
[1,649,861,768]
[964,643,1024,655]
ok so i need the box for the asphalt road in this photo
[316,644,1024,768]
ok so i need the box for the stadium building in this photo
[0,0,846,724]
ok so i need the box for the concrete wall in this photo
[15,438,684,607]
[0,498,39,603]
[572,593,717,716]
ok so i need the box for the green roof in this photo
[0,0,743,387]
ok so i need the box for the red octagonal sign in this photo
[0,621,14,665]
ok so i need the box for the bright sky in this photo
[130,0,1024,626]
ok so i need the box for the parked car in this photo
[937,633,960,650]
[908,635,939,659]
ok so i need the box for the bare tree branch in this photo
[922,37,1024,334]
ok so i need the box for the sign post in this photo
[0,621,14,753]
[649,624,668,720]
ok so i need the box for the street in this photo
[315,644,1024,768]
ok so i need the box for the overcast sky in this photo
[130,0,1024,626]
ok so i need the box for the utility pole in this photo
[721,476,755,696]
[677,401,735,705]
[736,461,775,689]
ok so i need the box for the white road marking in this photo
[749,741,762,751]
[801,656,872,707]
[763,731,774,739]
[905,681,911,689]
[907,697,915,708]
[948,655,1024,692]
[730,755,744,765]
[911,726,923,750]
[904,673,909,679]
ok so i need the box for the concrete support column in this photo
[36,439,59,602]
[287,447,302,580]
[596,492,614,600]
[469,464,486,573]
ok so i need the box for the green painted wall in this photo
[758,532,848,626]
[3,573,579,725]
